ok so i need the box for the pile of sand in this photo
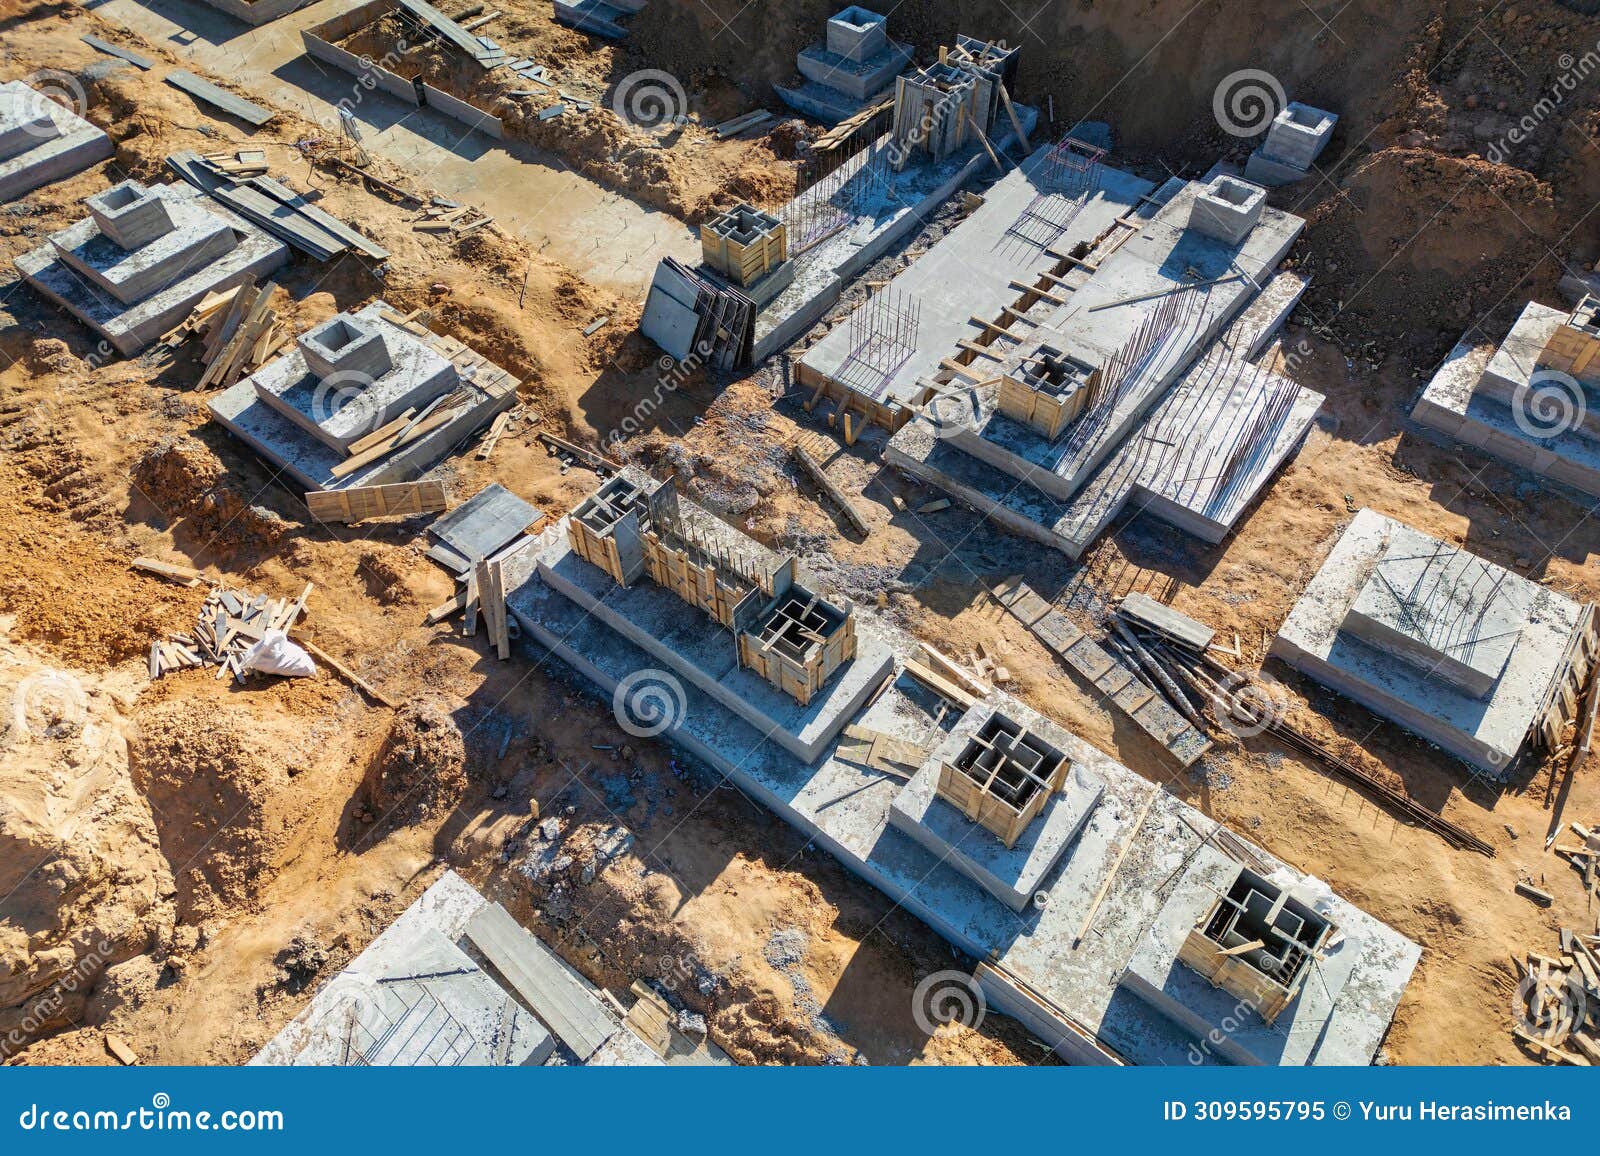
[128,699,297,921]
[0,629,174,1052]
[133,438,289,555]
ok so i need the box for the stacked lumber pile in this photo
[1513,923,1600,1065]
[200,148,269,177]
[149,582,311,683]
[150,281,289,389]
[412,197,493,238]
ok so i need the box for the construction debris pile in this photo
[151,280,286,390]
[1513,914,1600,1067]
[147,578,313,683]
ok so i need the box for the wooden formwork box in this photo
[640,530,747,628]
[995,373,1092,441]
[934,751,1067,849]
[1539,321,1600,382]
[700,217,787,289]
[737,614,857,706]
[795,360,917,434]
[1532,602,1599,751]
[568,516,630,585]
[1176,923,1299,1025]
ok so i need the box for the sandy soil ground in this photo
[2,0,1598,1070]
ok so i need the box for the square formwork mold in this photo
[826,6,890,62]
[1263,102,1336,169]
[298,313,394,383]
[1187,175,1265,246]
[87,181,175,251]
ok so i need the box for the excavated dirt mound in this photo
[0,628,174,1054]
[128,700,298,921]
[133,438,289,556]
[1295,148,1561,358]
[361,703,468,822]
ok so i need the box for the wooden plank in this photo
[298,639,399,709]
[165,71,274,126]
[919,642,992,699]
[903,659,978,709]
[1073,787,1159,948]
[131,557,205,587]
[329,406,461,479]
[1119,591,1215,651]
[306,480,448,523]
[791,441,868,535]
[476,410,512,460]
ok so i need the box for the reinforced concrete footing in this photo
[1271,508,1591,776]
[15,180,287,355]
[208,300,519,491]
[1413,299,1600,498]
[0,80,113,203]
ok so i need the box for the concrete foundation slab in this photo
[1118,846,1367,1066]
[889,698,1104,911]
[208,301,517,490]
[1271,508,1585,775]
[536,538,894,764]
[252,871,658,1066]
[0,80,113,203]
[15,182,286,355]
[1413,302,1600,497]
[800,147,1155,410]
